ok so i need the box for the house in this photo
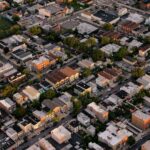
[98,124,133,150]
[38,2,67,18]
[46,66,79,88]
[33,110,47,123]
[76,22,98,35]
[42,98,68,116]
[144,96,150,107]
[13,0,24,4]
[67,120,80,133]
[27,144,41,150]
[102,31,122,42]
[11,49,33,62]
[141,140,150,150]
[126,13,144,24]
[77,112,90,127]
[38,138,56,150]
[13,92,28,106]
[7,72,26,84]
[31,56,52,72]
[0,1,9,11]
[123,56,137,66]
[74,82,92,95]
[51,125,71,144]
[104,94,123,111]
[6,128,18,141]
[0,63,14,77]
[119,21,139,34]
[139,45,150,57]
[87,102,108,123]
[88,142,104,150]
[22,86,40,101]
[120,82,142,97]
[97,67,122,86]
[0,98,16,113]
[92,10,120,25]
[78,59,95,69]
[132,110,150,130]
[100,44,121,56]
[137,74,150,89]
[58,92,73,111]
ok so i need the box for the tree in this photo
[85,37,97,48]
[100,36,110,45]
[31,100,41,110]
[103,23,113,30]
[113,46,128,61]
[132,68,145,79]
[127,136,135,146]
[13,106,27,119]
[82,68,92,77]
[92,49,105,62]
[12,14,20,22]
[3,47,9,54]
[72,98,82,116]
[29,26,42,35]
[0,85,17,97]
[40,89,56,101]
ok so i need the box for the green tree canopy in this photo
[132,68,145,79]
[29,26,42,35]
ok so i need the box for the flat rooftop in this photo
[94,10,118,23]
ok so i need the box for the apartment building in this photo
[132,110,150,130]
[87,102,108,123]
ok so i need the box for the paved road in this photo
[129,133,150,150]
[16,115,72,150]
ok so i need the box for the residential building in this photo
[100,44,121,56]
[137,74,150,89]
[22,86,40,101]
[77,112,90,127]
[31,56,51,72]
[78,59,95,69]
[38,138,56,150]
[88,142,104,150]
[92,10,120,25]
[74,82,92,95]
[98,124,133,150]
[13,92,28,106]
[132,110,150,130]
[51,126,71,144]
[0,98,16,113]
[46,66,79,88]
[141,140,150,150]
[87,102,108,123]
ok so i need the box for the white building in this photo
[51,126,71,144]
[87,102,108,123]
[137,74,150,90]
[0,63,14,77]
[22,86,40,101]
[0,98,16,113]
[98,124,133,150]
[88,142,104,150]
[120,82,142,97]
[77,112,90,127]
[100,44,121,56]
[126,13,144,24]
